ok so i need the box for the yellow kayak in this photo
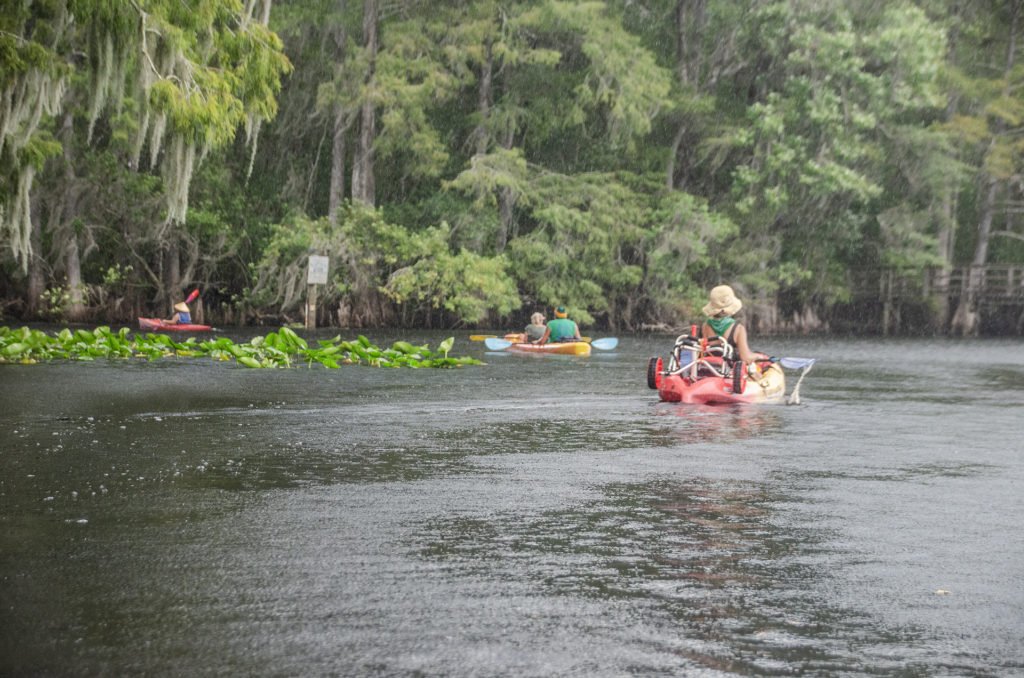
[502,333,592,356]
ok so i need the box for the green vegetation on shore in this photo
[3,2,1023,335]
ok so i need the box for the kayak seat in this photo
[703,337,735,361]
[667,334,739,378]
[667,334,700,373]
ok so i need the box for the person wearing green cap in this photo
[536,306,582,345]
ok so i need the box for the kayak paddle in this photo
[185,288,200,303]
[777,357,816,405]
[778,357,815,370]
[474,333,594,342]
[484,338,513,350]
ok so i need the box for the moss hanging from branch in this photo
[0,3,72,269]
[1,0,291,263]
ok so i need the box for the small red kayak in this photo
[648,355,785,404]
[647,329,784,405]
[138,317,212,332]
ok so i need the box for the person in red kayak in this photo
[537,306,582,345]
[165,289,198,325]
[166,300,192,325]
[700,285,763,366]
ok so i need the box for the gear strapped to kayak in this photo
[646,325,785,405]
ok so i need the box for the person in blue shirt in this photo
[166,301,192,325]
[537,306,582,344]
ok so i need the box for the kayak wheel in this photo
[647,357,661,389]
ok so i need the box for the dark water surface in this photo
[1,331,1022,676]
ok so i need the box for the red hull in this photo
[138,317,212,332]
[656,364,785,405]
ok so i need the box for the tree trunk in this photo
[951,0,1019,336]
[351,0,378,206]
[668,0,705,190]
[496,124,517,253]
[935,153,958,332]
[674,0,692,86]
[934,188,957,330]
[329,105,349,223]
[60,113,87,322]
[65,237,85,321]
[476,40,493,156]
[473,40,516,253]
[26,200,45,318]
[497,187,513,253]
[163,241,181,315]
[328,2,349,224]
[666,124,686,190]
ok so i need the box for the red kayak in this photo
[138,317,212,332]
[647,331,784,405]
[648,355,785,404]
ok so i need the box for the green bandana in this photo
[706,316,735,336]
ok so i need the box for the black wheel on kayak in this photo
[732,361,744,394]
[647,357,660,389]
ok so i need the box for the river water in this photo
[1,330,1022,676]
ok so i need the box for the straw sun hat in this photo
[702,285,742,317]
[174,302,190,312]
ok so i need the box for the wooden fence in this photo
[854,265,1024,304]
[842,265,1024,334]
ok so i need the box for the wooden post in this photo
[306,254,329,330]
[306,283,318,330]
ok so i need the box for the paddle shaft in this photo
[485,337,617,351]
[473,333,593,342]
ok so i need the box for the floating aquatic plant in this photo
[0,326,481,369]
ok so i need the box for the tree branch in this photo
[992,229,1024,241]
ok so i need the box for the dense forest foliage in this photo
[3,0,1024,334]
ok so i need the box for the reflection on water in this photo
[973,365,1024,391]
[435,417,680,453]
[651,403,785,443]
[419,477,923,675]
[792,462,995,483]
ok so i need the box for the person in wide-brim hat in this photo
[700,285,757,364]
[167,301,193,325]
[702,284,742,318]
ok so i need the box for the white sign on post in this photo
[307,255,329,285]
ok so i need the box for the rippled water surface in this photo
[1,331,1022,676]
